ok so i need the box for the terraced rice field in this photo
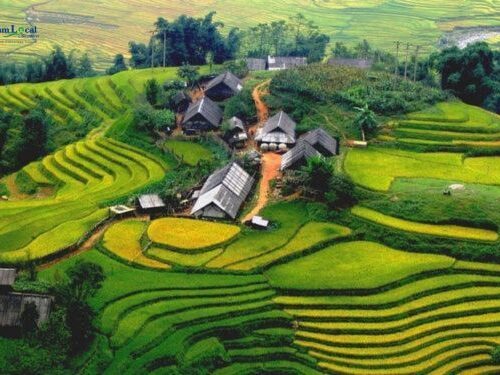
[387,102,500,150]
[40,249,319,374]
[0,67,210,263]
[269,244,500,374]
[164,140,214,166]
[3,1,500,67]
[352,206,499,242]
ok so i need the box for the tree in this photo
[107,54,128,75]
[66,299,95,353]
[20,302,39,337]
[325,173,358,209]
[61,261,105,303]
[44,46,74,81]
[354,104,378,141]
[77,53,95,77]
[492,346,500,365]
[129,41,149,68]
[177,64,200,87]
[145,78,160,106]
[300,156,334,198]
[153,109,176,131]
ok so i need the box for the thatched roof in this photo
[0,293,53,328]
[192,162,254,219]
[255,111,296,144]
[183,97,223,128]
[0,269,16,287]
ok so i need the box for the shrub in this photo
[492,346,500,365]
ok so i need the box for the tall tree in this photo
[77,53,95,77]
[354,104,378,141]
[44,46,74,81]
[107,54,128,75]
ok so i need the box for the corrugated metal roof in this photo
[138,194,165,209]
[0,293,52,328]
[205,71,243,94]
[246,58,267,71]
[281,128,339,170]
[267,56,307,70]
[328,58,373,69]
[192,162,254,219]
[255,111,296,144]
[0,269,16,286]
[183,97,223,128]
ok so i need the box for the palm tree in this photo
[354,104,378,142]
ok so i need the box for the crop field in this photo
[39,249,320,374]
[0,67,212,263]
[352,206,499,242]
[2,1,500,67]
[269,244,500,374]
[164,140,214,166]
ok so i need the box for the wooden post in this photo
[413,45,421,82]
[163,30,167,68]
[394,41,400,76]
[403,43,410,80]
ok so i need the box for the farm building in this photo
[0,293,53,330]
[204,71,243,101]
[328,58,373,69]
[137,194,166,215]
[0,269,16,294]
[255,111,297,149]
[173,91,192,113]
[182,97,223,134]
[246,58,267,71]
[267,56,307,71]
[281,128,340,170]
[224,116,248,148]
[191,162,255,220]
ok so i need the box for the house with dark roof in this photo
[204,71,243,101]
[328,58,373,69]
[224,117,248,148]
[267,56,307,71]
[0,269,16,294]
[182,97,223,133]
[173,91,192,113]
[246,58,267,71]
[281,128,340,170]
[255,111,296,148]
[191,162,254,220]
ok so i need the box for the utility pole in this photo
[413,45,421,82]
[148,30,155,68]
[394,41,401,76]
[163,29,167,68]
[403,42,410,80]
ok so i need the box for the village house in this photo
[281,128,340,170]
[327,58,373,69]
[0,268,53,333]
[245,58,267,71]
[137,194,166,216]
[173,91,192,113]
[182,97,223,134]
[204,71,243,101]
[255,110,296,150]
[191,162,254,220]
[224,116,248,148]
[267,56,308,71]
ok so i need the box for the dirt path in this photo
[242,80,281,222]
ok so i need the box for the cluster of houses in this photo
[0,268,52,335]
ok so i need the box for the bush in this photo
[15,170,38,195]
[492,346,500,365]
[224,86,256,123]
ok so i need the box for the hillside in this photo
[2,0,499,67]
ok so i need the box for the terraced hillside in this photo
[40,249,320,374]
[268,242,500,374]
[0,67,212,263]
[2,1,499,67]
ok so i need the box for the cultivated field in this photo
[2,1,500,67]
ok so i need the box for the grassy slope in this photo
[164,140,214,166]
[2,1,500,67]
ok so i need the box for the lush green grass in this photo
[2,1,499,67]
[344,146,500,191]
[164,140,214,166]
[352,206,499,242]
[265,241,454,290]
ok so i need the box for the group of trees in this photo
[429,42,499,113]
[129,12,239,68]
[0,107,49,174]
[0,47,98,85]
[241,13,329,62]
[2,261,105,374]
